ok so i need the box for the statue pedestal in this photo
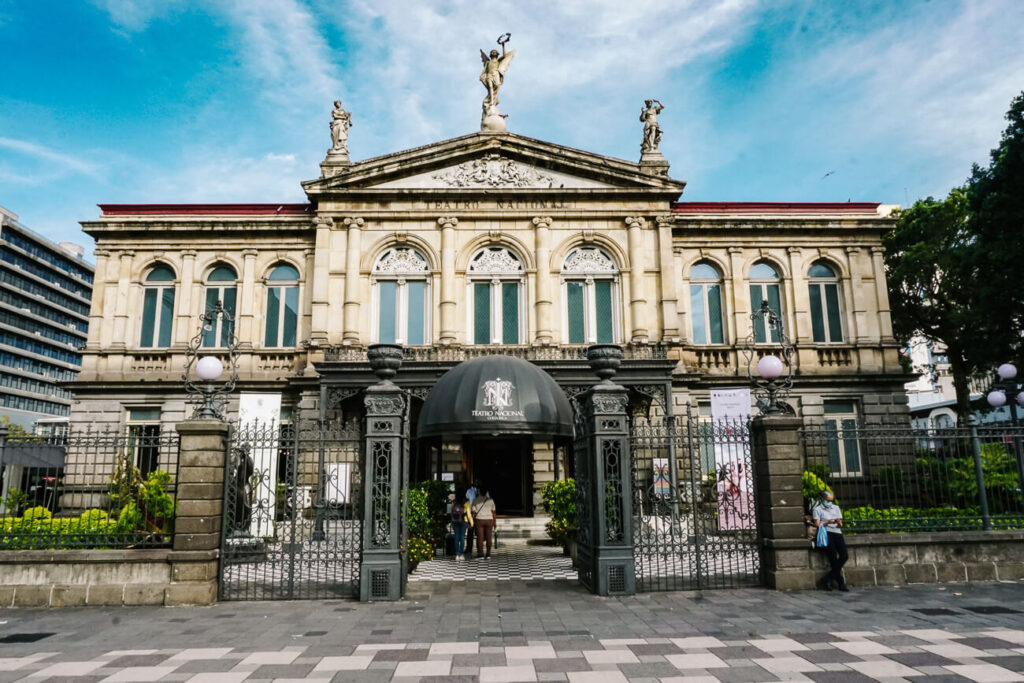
[639,151,670,176]
[481,112,507,134]
[320,150,351,178]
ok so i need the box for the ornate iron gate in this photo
[220,417,363,600]
[630,408,762,591]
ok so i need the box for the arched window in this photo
[808,261,843,342]
[749,261,782,343]
[140,265,175,348]
[202,265,237,348]
[561,247,618,344]
[689,262,724,345]
[264,264,299,348]
[372,247,430,345]
[466,247,524,345]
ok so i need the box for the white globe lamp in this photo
[757,354,784,379]
[196,356,224,382]
[998,363,1017,381]
[987,390,1007,408]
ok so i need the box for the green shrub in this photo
[3,487,30,517]
[117,502,144,531]
[802,470,831,504]
[406,488,432,542]
[541,479,577,544]
[22,506,52,522]
[411,480,449,546]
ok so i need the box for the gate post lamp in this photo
[183,301,239,421]
[985,362,1024,499]
[744,300,795,415]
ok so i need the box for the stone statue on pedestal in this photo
[479,33,515,133]
[640,99,664,154]
[329,100,353,155]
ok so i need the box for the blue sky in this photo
[1,0,1023,253]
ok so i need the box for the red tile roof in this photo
[671,202,881,213]
[99,203,311,216]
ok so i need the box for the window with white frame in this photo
[140,265,176,348]
[808,261,844,343]
[202,265,237,348]
[749,261,783,343]
[372,247,430,345]
[562,246,619,344]
[689,262,725,344]
[466,247,524,345]
[126,407,161,477]
[824,400,861,476]
[264,264,299,348]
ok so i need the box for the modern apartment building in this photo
[0,205,92,430]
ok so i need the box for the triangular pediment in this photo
[302,132,685,196]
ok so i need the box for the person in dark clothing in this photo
[813,490,849,591]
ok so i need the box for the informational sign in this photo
[710,388,754,531]
[238,392,282,538]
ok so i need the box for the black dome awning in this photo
[417,355,573,438]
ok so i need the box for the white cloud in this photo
[0,137,101,179]
[142,151,308,203]
[90,0,186,33]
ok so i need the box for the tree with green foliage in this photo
[883,188,988,419]
[968,90,1024,363]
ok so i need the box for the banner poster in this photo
[238,393,282,538]
[710,388,754,531]
[652,458,671,498]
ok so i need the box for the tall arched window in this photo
[466,247,524,345]
[372,247,430,345]
[202,265,237,348]
[562,246,618,344]
[749,261,782,343]
[140,265,175,348]
[689,262,724,345]
[264,264,299,348]
[808,261,844,342]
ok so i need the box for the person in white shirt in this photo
[812,490,849,592]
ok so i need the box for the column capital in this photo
[118,250,135,260]
[624,216,647,229]
[93,249,111,258]
[532,216,553,228]
[870,246,886,255]
[727,246,743,255]
[180,249,197,258]
[787,246,802,255]
[436,216,459,228]
[241,249,258,259]
[845,246,862,255]
[313,216,334,229]
[303,248,315,258]
[655,214,673,228]
[343,216,364,229]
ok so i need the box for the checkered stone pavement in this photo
[409,543,578,582]
[3,581,1024,681]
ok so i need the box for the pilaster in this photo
[173,249,197,349]
[237,249,257,350]
[310,217,333,344]
[655,215,679,341]
[438,217,458,344]
[533,216,553,344]
[110,250,135,351]
[86,249,109,351]
[624,217,648,342]
[342,217,364,345]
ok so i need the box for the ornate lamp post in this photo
[985,362,1024,501]
[182,301,239,421]
[744,300,796,415]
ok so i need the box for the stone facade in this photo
[69,130,909,514]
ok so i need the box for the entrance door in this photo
[468,437,530,516]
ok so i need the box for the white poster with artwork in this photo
[710,388,754,531]
[238,392,282,538]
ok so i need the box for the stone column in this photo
[360,344,406,601]
[85,250,109,351]
[870,246,893,340]
[170,419,229,605]
[750,415,814,590]
[310,217,333,344]
[655,215,680,341]
[237,249,257,350]
[624,217,648,342]
[110,250,135,350]
[727,246,745,343]
[438,217,458,344]
[174,249,197,348]
[844,247,866,342]
[342,217,364,345]
[575,345,636,596]
[533,216,554,344]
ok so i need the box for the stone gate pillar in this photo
[575,344,636,595]
[359,344,406,601]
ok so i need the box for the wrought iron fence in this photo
[801,422,1024,533]
[0,427,180,549]
[630,411,761,591]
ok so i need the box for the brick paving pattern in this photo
[2,580,1024,681]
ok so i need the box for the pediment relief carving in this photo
[370,154,616,190]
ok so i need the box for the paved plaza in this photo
[3,576,1024,682]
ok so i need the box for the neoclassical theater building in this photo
[70,99,907,515]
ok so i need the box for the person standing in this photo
[471,490,497,559]
[465,482,479,557]
[813,490,849,591]
[451,493,469,561]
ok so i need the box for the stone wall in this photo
[766,531,1024,590]
[0,549,218,607]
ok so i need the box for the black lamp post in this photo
[744,300,796,415]
[182,301,239,420]
[985,362,1024,505]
